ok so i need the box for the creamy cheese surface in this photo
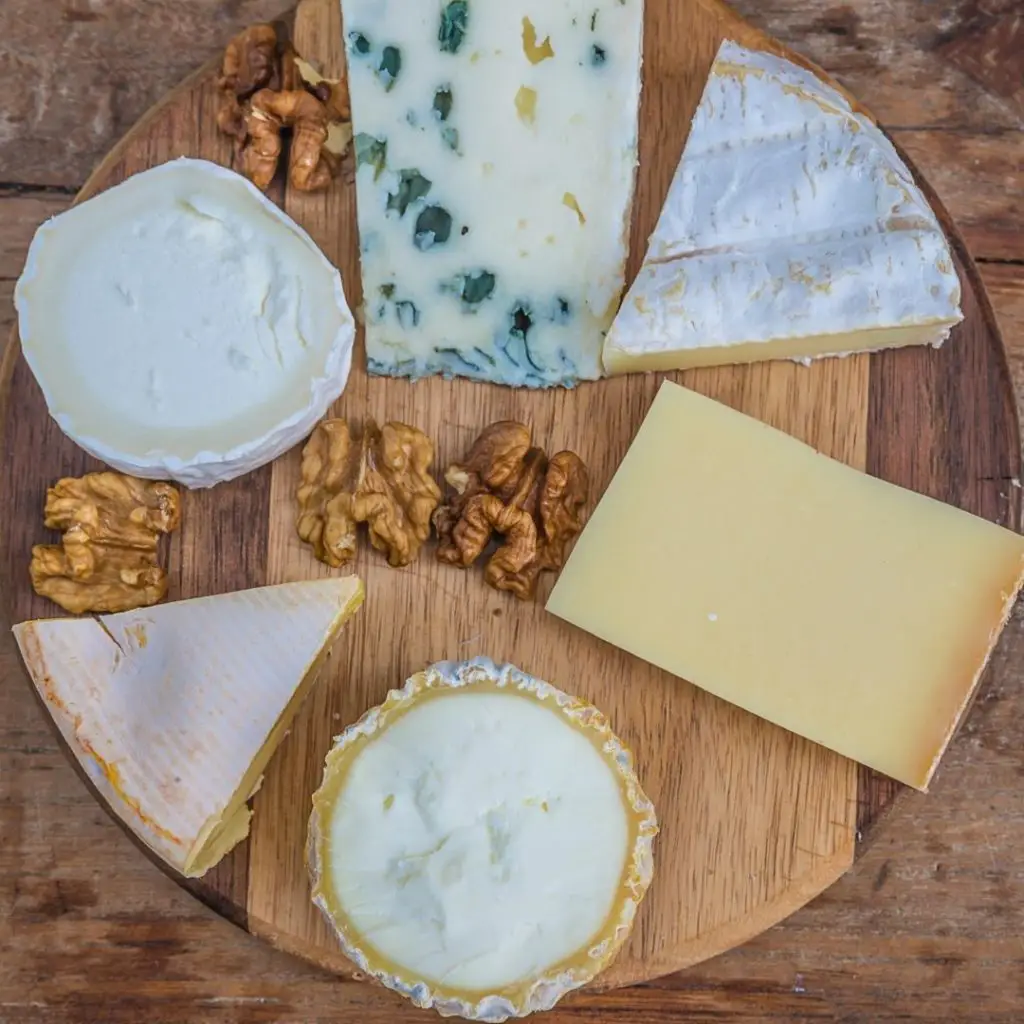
[327,690,628,990]
[341,0,644,386]
[16,159,355,486]
[602,41,962,374]
[310,659,658,1020]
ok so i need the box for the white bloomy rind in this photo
[602,40,963,374]
[307,659,655,1019]
[12,578,365,877]
[15,158,355,488]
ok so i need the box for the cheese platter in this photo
[1,0,1021,1012]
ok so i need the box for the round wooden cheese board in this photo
[1,0,1019,994]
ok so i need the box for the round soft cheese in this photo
[308,658,658,1021]
[15,158,355,488]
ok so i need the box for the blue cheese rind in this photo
[341,0,645,387]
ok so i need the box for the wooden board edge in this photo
[907,152,1023,502]
[595,837,855,990]
[852,137,1024,850]
[0,0,1018,988]
[702,0,1024,848]
[74,62,218,206]
[0,333,25,630]
[242,833,854,992]
[0,52,264,932]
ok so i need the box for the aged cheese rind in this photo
[602,41,962,374]
[13,578,364,876]
[341,0,644,387]
[308,657,657,1021]
[15,158,355,487]
[547,383,1024,791]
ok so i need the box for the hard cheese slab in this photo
[548,382,1024,790]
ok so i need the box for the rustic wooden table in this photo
[1,0,1022,1021]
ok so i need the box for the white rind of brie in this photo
[308,657,658,1022]
[15,158,356,488]
[602,40,963,374]
[12,577,364,877]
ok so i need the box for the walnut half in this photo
[30,473,181,614]
[434,423,589,600]
[216,22,351,192]
[296,419,441,569]
[296,418,358,568]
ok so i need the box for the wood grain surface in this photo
[1,0,1022,1021]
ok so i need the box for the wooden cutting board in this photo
[0,0,1019,993]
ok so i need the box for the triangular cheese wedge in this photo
[13,577,364,877]
[603,41,963,374]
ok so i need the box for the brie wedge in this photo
[308,658,657,1021]
[13,577,364,877]
[602,41,963,374]
[15,158,355,488]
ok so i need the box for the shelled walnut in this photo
[434,422,589,600]
[296,419,358,568]
[216,22,351,192]
[216,24,281,141]
[30,473,181,614]
[297,419,441,569]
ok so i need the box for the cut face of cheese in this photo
[547,383,1024,791]
[341,0,644,386]
[602,41,963,375]
[308,658,657,1021]
[13,578,364,876]
[15,158,355,487]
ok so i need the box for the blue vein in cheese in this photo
[341,0,645,388]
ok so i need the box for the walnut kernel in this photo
[296,419,441,569]
[434,424,589,599]
[30,473,180,615]
[216,23,351,192]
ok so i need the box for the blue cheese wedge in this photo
[12,578,364,877]
[341,0,645,387]
[309,657,657,1020]
[602,41,963,374]
[15,158,356,487]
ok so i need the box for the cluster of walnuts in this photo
[25,422,586,614]
[216,23,351,192]
[30,473,181,614]
[296,419,589,601]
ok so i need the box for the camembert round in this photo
[15,158,355,488]
[308,658,658,1021]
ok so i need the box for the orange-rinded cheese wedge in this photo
[14,577,364,876]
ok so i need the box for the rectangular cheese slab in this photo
[340,0,644,386]
[547,382,1024,790]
